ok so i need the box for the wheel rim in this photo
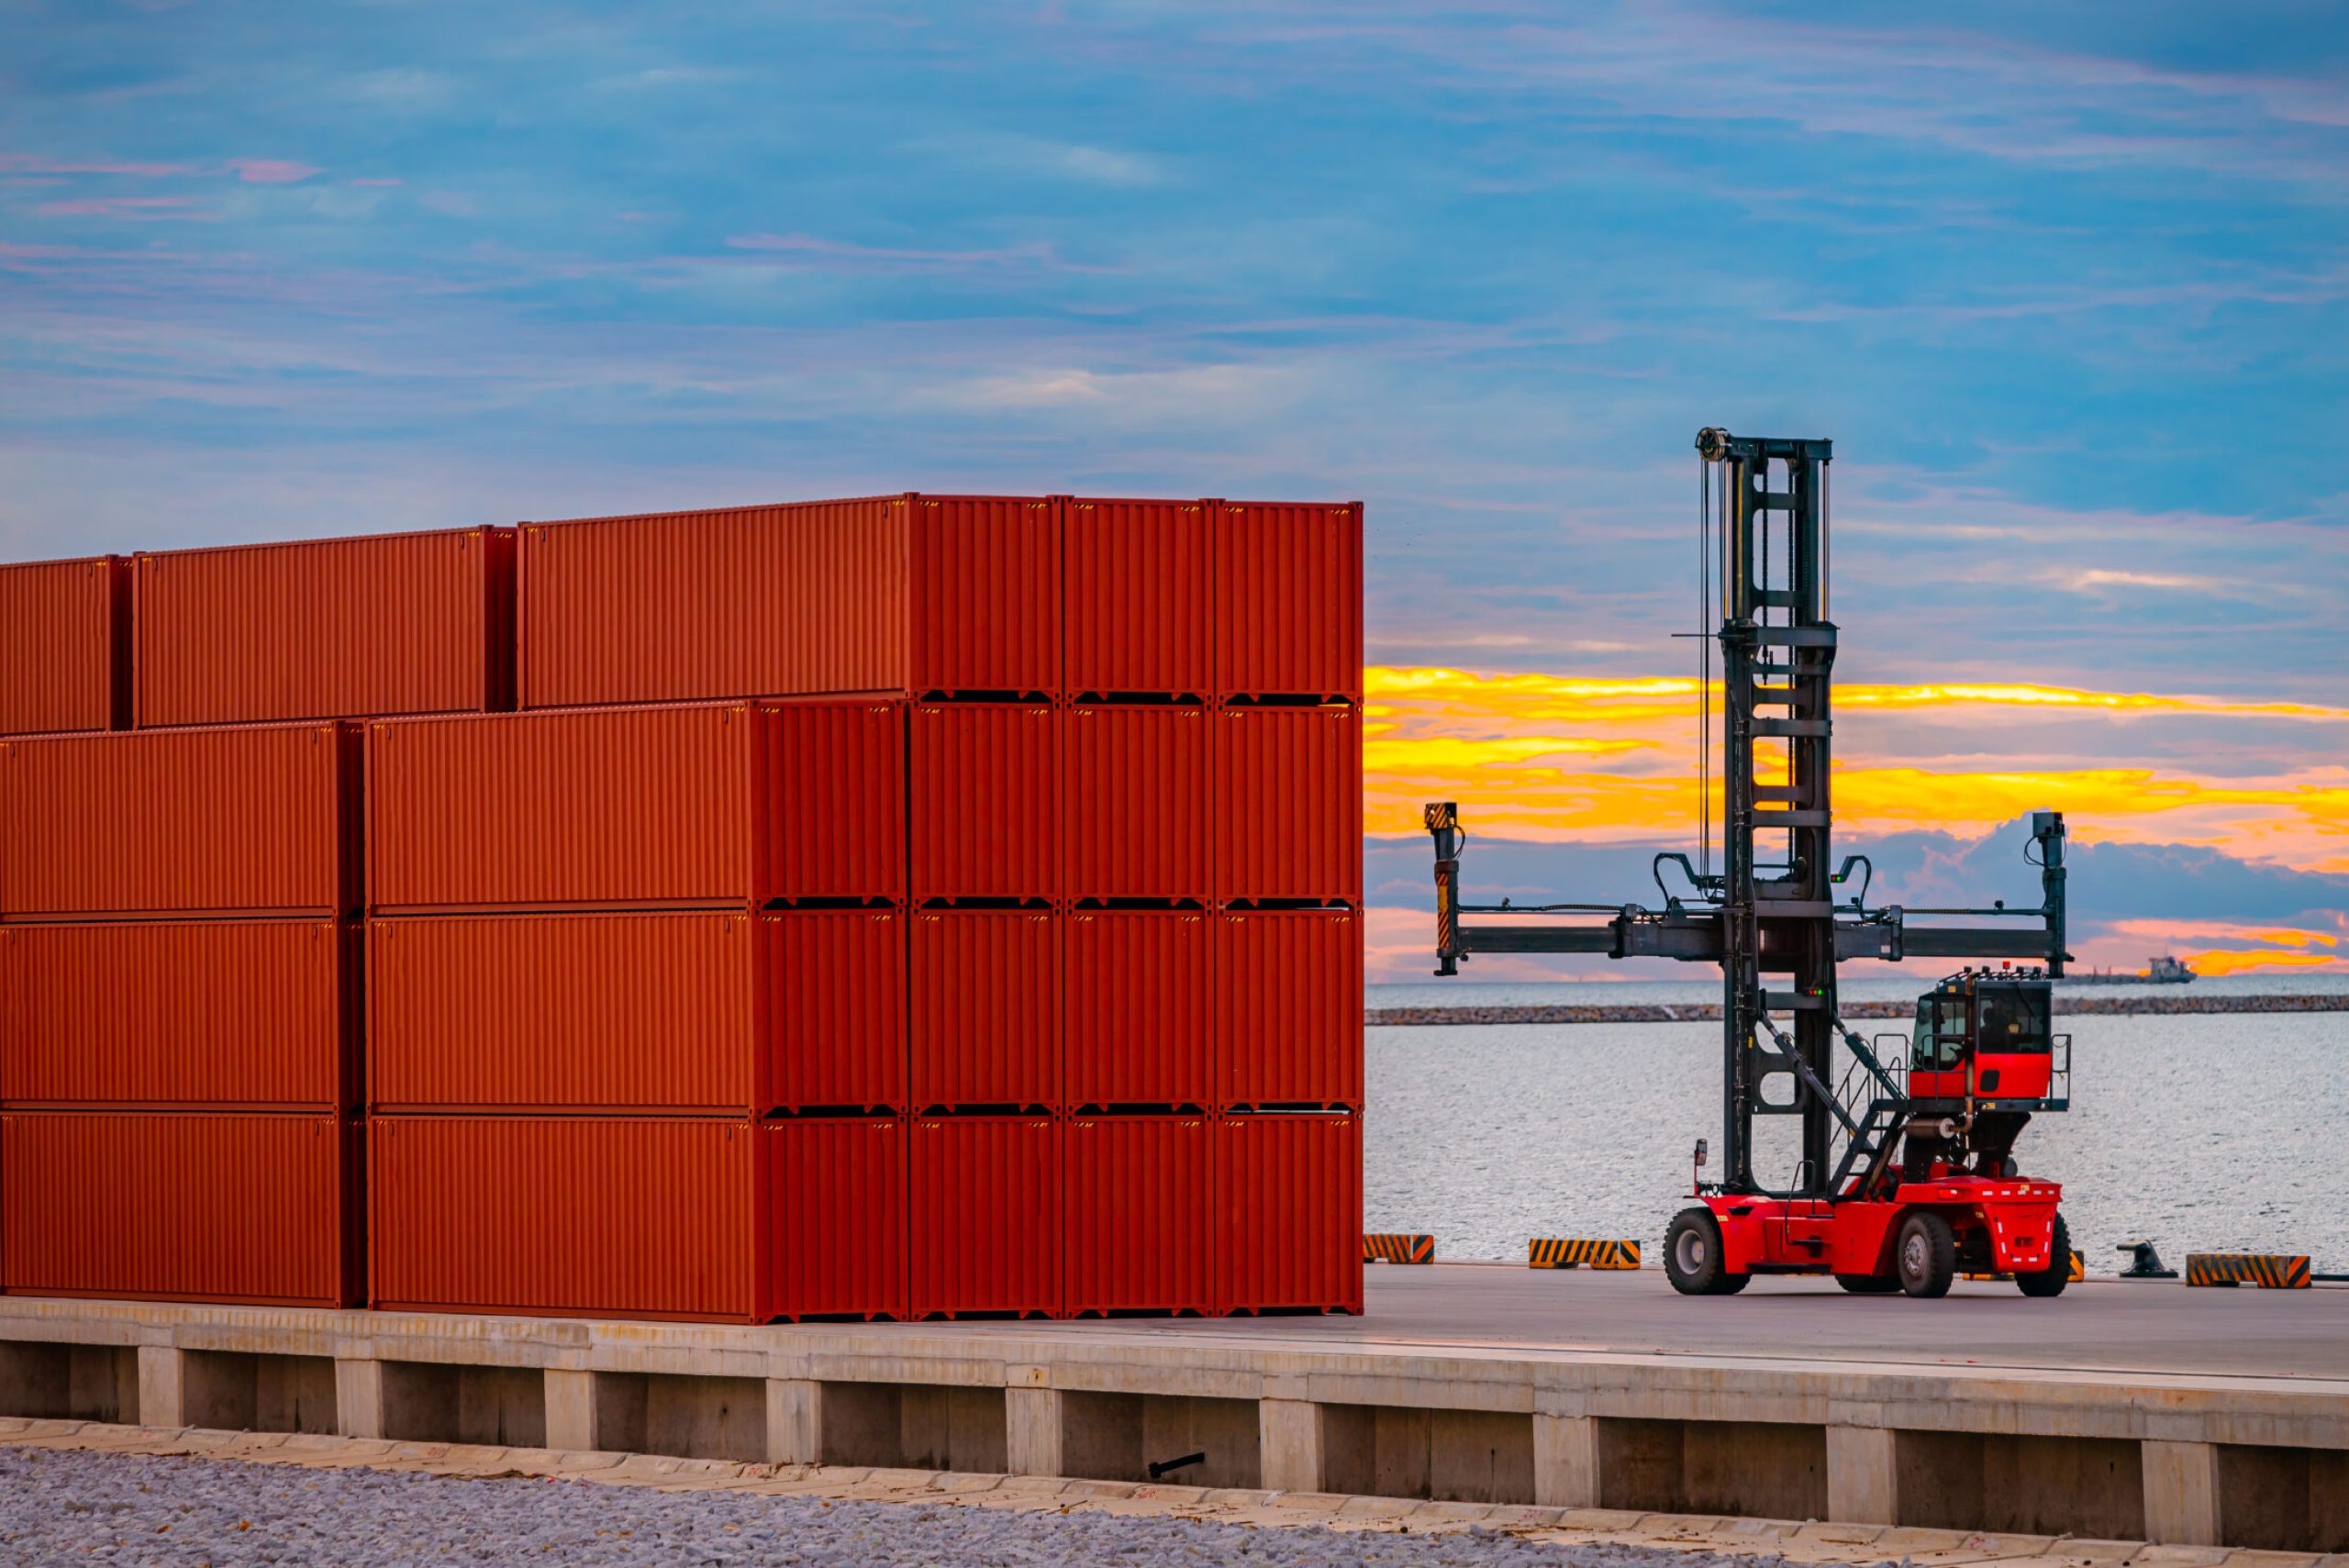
[1675,1229,1706,1275]
[1902,1231,1927,1278]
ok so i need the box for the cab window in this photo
[1977,987,2050,1052]
[1913,996,1967,1070]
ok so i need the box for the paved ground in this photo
[932,1267,2349,1381]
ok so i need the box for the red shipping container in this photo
[1212,704,1363,906]
[1212,501,1363,701]
[518,497,907,707]
[907,495,1060,697]
[1063,1115,1211,1316]
[2,921,354,1109]
[1063,497,1208,698]
[1063,704,1208,902]
[770,909,906,1113]
[367,703,774,913]
[765,699,907,905]
[908,704,1058,903]
[1216,1112,1363,1314]
[770,1118,907,1320]
[0,556,128,737]
[1064,910,1209,1109]
[0,723,358,922]
[1215,910,1364,1110]
[370,1115,769,1321]
[910,1116,1057,1318]
[909,909,1057,1111]
[134,528,516,727]
[0,1112,362,1307]
[367,912,763,1114]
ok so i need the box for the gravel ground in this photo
[0,1444,1814,1568]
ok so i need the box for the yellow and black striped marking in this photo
[1529,1239,1642,1270]
[1965,1250,2084,1283]
[1363,1233,1434,1265]
[2186,1252,2310,1289]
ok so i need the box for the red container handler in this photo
[133,528,516,727]
[909,1116,1058,1319]
[0,1111,362,1307]
[0,556,128,737]
[1216,1111,1363,1314]
[1063,1115,1211,1316]
[367,911,764,1114]
[769,909,907,1114]
[908,703,1058,904]
[1214,909,1363,1111]
[908,909,1057,1112]
[1211,704,1363,906]
[2,921,355,1110]
[366,701,886,914]
[0,723,359,922]
[770,1117,908,1320]
[1212,501,1362,702]
[1064,910,1209,1110]
[1063,496,1208,699]
[1063,704,1208,903]
[370,1115,770,1322]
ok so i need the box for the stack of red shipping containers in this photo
[0,533,513,1307]
[0,495,1361,1322]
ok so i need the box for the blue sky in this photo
[4,2,2344,973]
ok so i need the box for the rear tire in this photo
[1897,1212,1957,1299]
[2017,1214,2072,1298]
[1665,1207,1746,1296]
[1836,1273,1899,1295]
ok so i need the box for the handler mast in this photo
[1426,428,2076,1298]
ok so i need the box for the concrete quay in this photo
[2,1268,2343,1554]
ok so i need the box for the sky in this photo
[4,2,2343,981]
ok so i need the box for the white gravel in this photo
[0,1444,1826,1568]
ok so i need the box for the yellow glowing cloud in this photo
[2181,949,2343,977]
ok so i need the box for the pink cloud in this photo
[33,195,213,220]
[229,158,322,184]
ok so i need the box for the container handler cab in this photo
[1426,428,2077,1299]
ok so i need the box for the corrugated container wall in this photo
[134,528,515,727]
[1064,911,1209,1110]
[518,498,907,708]
[909,910,1058,1111]
[1063,1116,1212,1316]
[1212,501,1363,701]
[1217,1113,1363,1314]
[1212,705,1364,906]
[0,724,359,921]
[1215,910,1364,1110]
[910,1117,1058,1319]
[1063,705,1208,902]
[369,1116,768,1321]
[907,495,1059,698]
[364,703,768,914]
[1063,498,1208,698]
[0,1112,361,1306]
[0,557,128,737]
[768,910,906,1113]
[367,912,762,1114]
[2,921,354,1109]
[764,700,906,904]
[908,704,1058,903]
[770,1118,908,1320]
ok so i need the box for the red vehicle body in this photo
[1698,1179,2065,1279]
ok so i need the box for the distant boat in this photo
[2056,955,2197,984]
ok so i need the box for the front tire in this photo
[2017,1214,2072,1298]
[1665,1207,1748,1296]
[1897,1211,1957,1299]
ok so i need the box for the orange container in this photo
[133,528,515,727]
[0,1111,362,1307]
[366,703,771,913]
[367,912,764,1114]
[910,1116,1058,1318]
[770,1118,908,1320]
[1216,1112,1363,1314]
[1212,704,1363,906]
[765,699,907,905]
[1063,704,1208,902]
[909,909,1058,1112]
[1063,497,1208,699]
[906,495,1060,698]
[0,723,358,921]
[0,556,128,737]
[1,921,354,1109]
[1064,910,1209,1110]
[1063,1115,1212,1316]
[1215,909,1364,1110]
[369,1115,769,1321]
[908,704,1058,903]
[770,909,907,1114]
[1212,500,1363,701]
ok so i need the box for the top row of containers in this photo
[0,495,1363,734]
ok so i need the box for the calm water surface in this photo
[1364,980,2349,1271]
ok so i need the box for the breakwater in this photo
[1367,993,2348,1027]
